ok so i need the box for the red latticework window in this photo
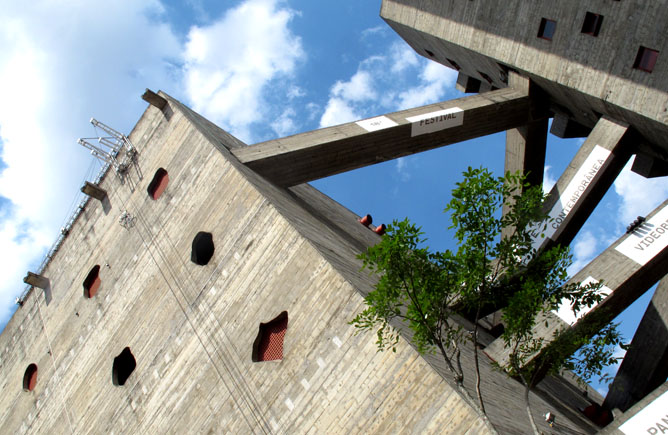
[147,168,169,200]
[252,312,288,362]
[83,265,101,298]
[23,363,38,391]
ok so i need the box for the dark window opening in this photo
[538,18,556,40]
[425,49,434,57]
[581,12,603,36]
[191,232,214,266]
[112,347,136,386]
[83,265,101,298]
[478,71,494,84]
[147,168,169,200]
[634,46,659,73]
[445,58,461,71]
[252,311,288,362]
[23,364,38,392]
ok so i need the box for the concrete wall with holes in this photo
[381,0,668,161]
[0,95,488,434]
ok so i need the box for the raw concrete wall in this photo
[381,0,668,162]
[0,96,489,434]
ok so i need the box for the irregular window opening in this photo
[147,168,169,200]
[191,232,214,266]
[23,364,38,392]
[634,46,659,73]
[112,347,136,386]
[538,18,556,40]
[83,265,101,298]
[424,49,434,57]
[252,311,288,362]
[581,12,603,36]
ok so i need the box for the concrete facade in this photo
[0,95,496,434]
[3,1,668,433]
[381,0,668,174]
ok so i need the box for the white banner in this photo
[619,389,668,434]
[615,203,668,265]
[406,107,463,137]
[356,115,398,132]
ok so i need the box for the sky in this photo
[1,0,667,394]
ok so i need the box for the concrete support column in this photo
[501,73,549,240]
[604,276,668,412]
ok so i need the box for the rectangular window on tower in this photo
[634,46,659,73]
[538,18,556,40]
[581,12,603,36]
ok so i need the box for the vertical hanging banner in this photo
[406,107,464,137]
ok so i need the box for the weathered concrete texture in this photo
[381,0,668,168]
[489,198,668,374]
[604,276,668,412]
[0,94,492,434]
[232,87,531,187]
[535,116,633,252]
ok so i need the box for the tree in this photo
[350,167,623,434]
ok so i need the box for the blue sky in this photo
[0,0,666,394]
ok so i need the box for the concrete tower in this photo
[1,1,667,434]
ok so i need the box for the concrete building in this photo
[1,1,667,434]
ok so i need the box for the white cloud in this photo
[543,165,557,194]
[331,70,377,102]
[0,0,181,327]
[318,42,458,129]
[614,157,668,228]
[270,108,298,137]
[319,98,361,128]
[287,85,306,99]
[390,42,419,74]
[396,61,457,110]
[569,230,599,275]
[395,157,411,182]
[182,0,304,142]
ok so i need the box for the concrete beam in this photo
[632,153,668,178]
[516,198,668,381]
[23,272,52,305]
[81,181,107,201]
[474,116,633,321]
[503,73,549,188]
[604,276,668,412]
[550,113,591,139]
[142,88,167,110]
[23,272,49,289]
[533,116,634,253]
[232,87,532,187]
[501,74,549,243]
